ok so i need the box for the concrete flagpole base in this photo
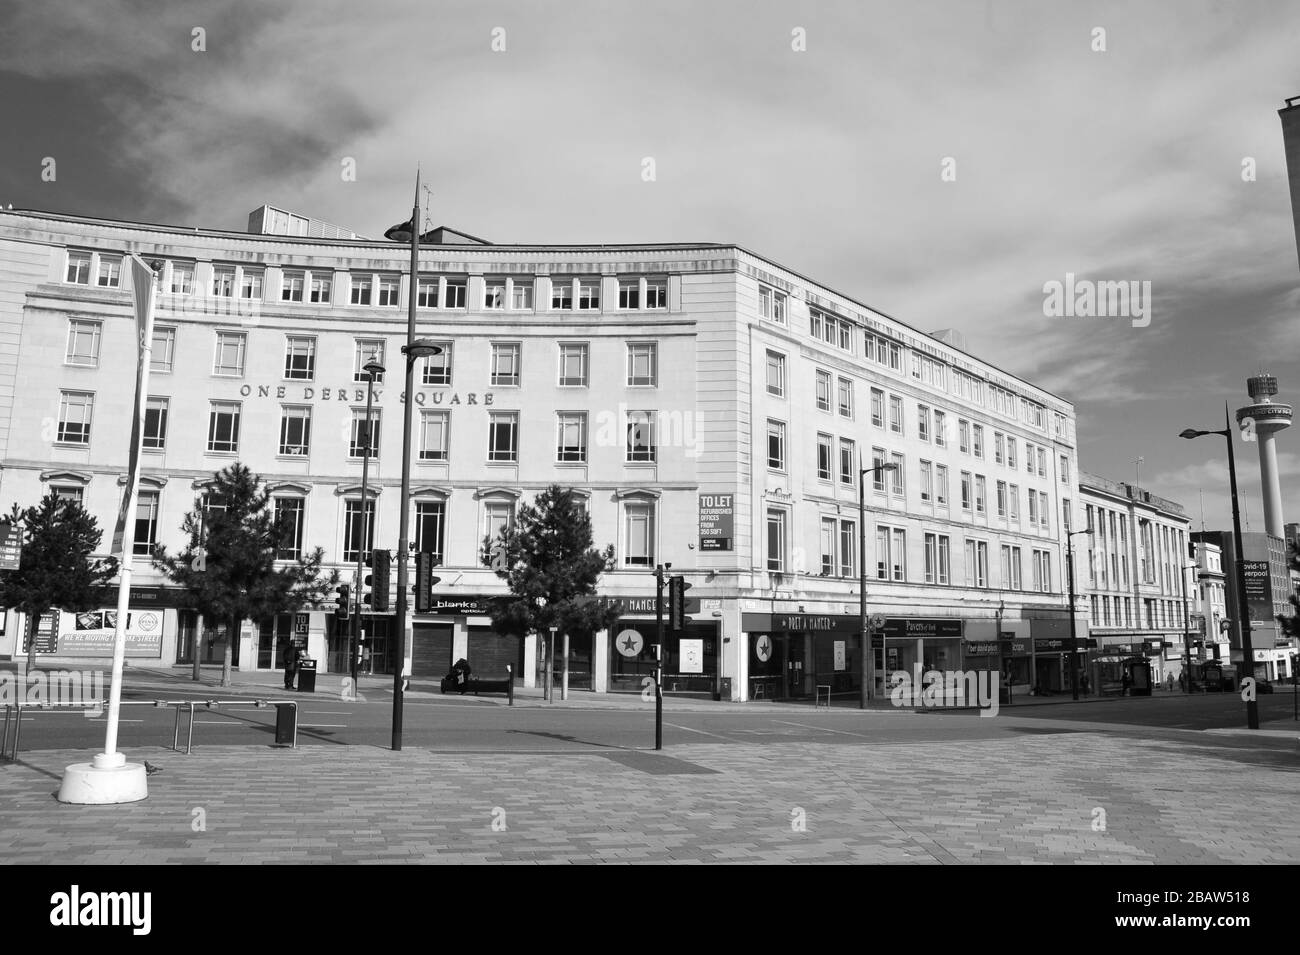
[57,752,148,804]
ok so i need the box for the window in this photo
[627,343,658,386]
[489,412,519,462]
[343,499,376,563]
[417,278,439,308]
[871,388,885,427]
[279,406,311,456]
[355,340,386,383]
[820,518,837,576]
[920,460,933,501]
[1062,497,1072,531]
[491,342,521,386]
[875,526,890,580]
[767,420,786,471]
[443,279,466,309]
[816,370,832,412]
[65,319,101,367]
[1006,437,1016,470]
[1009,484,1020,521]
[816,433,833,481]
[169,263,194,295]
[557,412,588,463]
[484,500,514,545]
[377,275,400,307]
[934,410,947,447]
[1037,447,1047,478]
[212,267,235,297]
[890,453,904,495]
[133,491,159,556]
[627,411,657,463]
[213,331,247,377]
[66,251,90,284]
[975,475,986,514]
[207,401,241,453]
[350,275,372,305]
[57,391,94,444]
[422,343,452,386]
[349,408,381,458]
[284,336,316,380]
[418,410,449,462]
[810,308,854,352]
[965,540,989,587]
[1038,490,1050,530]
[1059,454,1069,484]
[1032,550,1052,593]
[239,269,263,300]
[646,279,667,309]
[864,333,902,369]
[1001,545,1022,589]
[415,501,446,564]
[550,279,573,310]
[143,397,168,450]
[871,447,887,491]
[625,502,655,566]
[960,471,972,510]
[510,279,533,310]
[310,275,332,304]
[97,256,121,288]
[766,351,786,396]
[51,485,82,504]
[558,343,589,387]
[618,280,640,309]
[577,280,599,310]
[996,480,1007,518]
[994,432,1004,465]
[274,498,305,560]
[959,419,970,454]
[759,285,786,324]
[151,326,175,373]
[925,533,952,584]
[484,279,506,310]
[891,528,907,581]
[1028,490,1039,527]
[839,520,855,577]
[840,439,857,486]
[935,464,949,506]
[889,395,903,434]
[918,405,930,442]
[766,509,787,572]
[972,424,984,458]
[281,271,304,302]
[837,378,853,418]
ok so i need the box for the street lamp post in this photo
[1180,558,1196,694]
[1180,405,1260,729]
[352,353,385,691]
[859,458,898,708]
[1065,527,1093,701]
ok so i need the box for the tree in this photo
[0,493,118,674]
[481,486,621,688]
[153,463,337,687]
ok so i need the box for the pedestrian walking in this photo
[1080,673,1090,696]
[283,641,298,690]
[1122,670,1131,697]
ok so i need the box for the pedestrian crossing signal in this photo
[668,575,692,631]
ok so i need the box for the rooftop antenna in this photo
[421,181,434,235]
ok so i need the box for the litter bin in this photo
[296,658,317,693]
[274,703,297,746]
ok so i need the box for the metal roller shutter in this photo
[411,623,453,678]
[467,626,518,679]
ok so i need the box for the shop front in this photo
[873,618,964,697]
[964,635,1033,687]
[609,617,719,696]
[741,612,870,702]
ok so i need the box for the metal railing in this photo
[2,698,299,761]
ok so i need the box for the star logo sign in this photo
[755,635,772,662]
[615,629,644,657]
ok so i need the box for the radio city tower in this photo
[1235,375,1293,537]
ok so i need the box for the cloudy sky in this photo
[2,0,1297,534]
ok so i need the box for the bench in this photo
[440,672,514,703]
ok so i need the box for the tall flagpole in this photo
[59,253,156,803]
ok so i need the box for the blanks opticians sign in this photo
[698,494,734,551]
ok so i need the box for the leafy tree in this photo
[480,486,621,683]
[0,493,118,674]
[153,463,337,687]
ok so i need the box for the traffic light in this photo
[668,575,692,631]
[365,550,391,612]
[414,552,441,614]
[334,584,350,619]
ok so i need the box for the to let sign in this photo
[698,494,734,551]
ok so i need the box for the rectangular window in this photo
[1033,550,1052,593]
[557,412,588,463]
[816,433,833,481]
[1037,447,1047,478]
[284,336,316,380]
[151,325,175,374]
[213,331,247,377]
[839,520,855,578]
[766,509,787,572]
[415,501,447,564]
[935,464,948,506]
[872,447,887,490]
[66,251,91,284]
[1009,484,1020,521]
[1059,454,1069,484]
[484,280,506,310]
[959,419,970,454]
[766,351,786,397]
[274,498,305,560]
[349,408,381,458]
[892,528,906,581]
[875,526,890,580]
[442,279,466,309]
[767,419,786,471]
[510,279,533,310]
[840,439,856,487]
[625,503,655,567]
[645,279,667,309]
[1028,490,1039,527]
[350,275,372,305]
[212,267,235,297]
[133,491,159,557]
[890,453,904,495]
[558,342,589,387]
[996,480,1007,518]
[419,410,449,462]
[239,269,263,300]
[961,471,972,510]
[97,256,122,288]
[820,518,837,576]
[343,500,376,564]
[973,424,984,459]
[279,406,311,456]
[920,460,933,501]
[815,370,832,412]
[975,475,986,514]
[627,342,658,386]
[759,285,786,323]
[577,280,600,310]
[871,388,885,427]
[1007,437,1016,470]
[281,271,304,302]
[65,319,102,366]
[422,343,452,386]
[417,278,439,308]
[484,501,514,547]
[965,540,989,588]
[1039,490,1050,530]
[143,396,168,450]
[491,342,522,386]
[310,275,332,304]
[377,275,400,307]
[938,535,951,584]
[918,405,930,442]
[994,432,1004,465]
[1026,442,1036,474]
[354,340,386,383]
[934,410,947,448]
[889,395,903,434]
[169,262,193,295]
[619,280,640,310]
[627,410,657,463]
[489,412,519,462]
[550,279,573,310]
[837,378,853,418]
[925,533,938,584]
[57,391,94,445]
[207,401,241,453]
[1002,545,1022,590]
